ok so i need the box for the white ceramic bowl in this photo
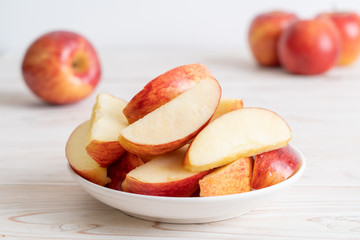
[68,145,306,224]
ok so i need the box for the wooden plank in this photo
[1,50,360,239]
[1,185,359,239]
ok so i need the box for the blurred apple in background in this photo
[252,145,301,189]
[22,31,101,105]
[248,11,298,67]
[317,12,360,66]
[278,18,341,75]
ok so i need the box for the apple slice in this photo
[122,146,211,197]
[107,152,144,191]
[123,63,214,124]
[199,157,253,197]
[252,145,301,189]
[86,93,128,167]
[65,121,110,186]
[210,98,243,123]
[119,77,221,157]
[184,107,292,172]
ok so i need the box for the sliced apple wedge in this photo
[184,107,292,172]
[210,98,244,122]
[119,77,221,157]
[252,145,301,189]
[123,63,214,124]
[66,121,110,186]
[86,93,128,167]
[122,146,211,197]
[199,157,253,197]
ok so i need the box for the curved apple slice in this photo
[66,121,110,186]
[123,63,214,124]
[252,145,301,189]
[86,93,128,167]
[184,108,292,172]
[122,146,211,197]
[119,77,221,158]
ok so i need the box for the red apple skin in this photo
[278,19,341,75]
[317,12,360,66]
[22,31,101,105]
[248,11,298,66]
[123,63,213,124]
[252,145,301,189]
[122,170,210,197]
[199,157,253,197]
[86,140,126,167]
[118,123,208,159]
[106,152,144,191]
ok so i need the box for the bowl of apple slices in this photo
[66,63,306,223]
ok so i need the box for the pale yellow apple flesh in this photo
[184,107,292,172]
[86,93,128,167]
[119,77,221,157]
[66,121,110,186]
[210,98,243,122]
[199,157,253,197]
[122,146,211,197]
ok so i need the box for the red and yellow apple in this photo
[248,11,298,66]
[252,145,301,189]
[122,146,211,197]
[199,157,253,197]
[119,77,221,158]
[65,121,110,186]
[123,63,214,124]
[184,108,292,172]
[278,18,341,75]
[22,31,101,105]
[107,152,144,191]
[317,12,360,66]
[86,93,128,167]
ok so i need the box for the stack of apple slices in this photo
[66,63,301,197]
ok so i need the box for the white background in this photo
[1,0,360,57]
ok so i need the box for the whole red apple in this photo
[317,12,360,66]
[278,18,341,75]
[248,11,298,66]
[22,31,101,105]
[252,145,301,190]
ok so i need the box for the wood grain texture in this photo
[1,49,360,239]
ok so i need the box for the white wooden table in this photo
[1,48,359,239]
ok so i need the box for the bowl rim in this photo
[68,144,306,202]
